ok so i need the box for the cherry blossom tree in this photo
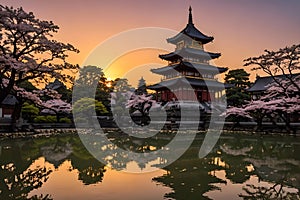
[0,5,79,120]
[126,93,157,126]
[224,44,300,132]
[41,99,71,121]
[221,106,252,120]
[244,44,300,131]
[15,86,72,122]
[224,76,300,131]
[126,93,156,116]
[244,44,300,96]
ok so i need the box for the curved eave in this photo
[147,84,167,90]
[208,52,221,59]
[167,24,214,45]
[148,77,227,90]
[159,53,182,61]
[151,62,228,75]
[218,67,228,73]
[225,83,234,89]
[159,48,221,61]
[183,48,221,59]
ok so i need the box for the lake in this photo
[0,131,299,200]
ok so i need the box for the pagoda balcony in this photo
[182,58,209,64]
[161,74,217,81]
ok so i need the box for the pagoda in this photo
[148,7,228,103]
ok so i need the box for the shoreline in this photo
[0,128,299,140]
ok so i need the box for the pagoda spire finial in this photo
[188,6,193,24]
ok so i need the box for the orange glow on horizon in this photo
[104,49,168,87]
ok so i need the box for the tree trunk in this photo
[256,119,263,132]
[56,113,60,123]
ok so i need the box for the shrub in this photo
[22,102,39,122]
[59,117,72,123]
[34,115,57,123]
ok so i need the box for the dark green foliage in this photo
[18,81,37,92]
[225,69,251,106]
[21,103,39,122]
[73,65,113,109]
[33,116,57,123]
[73,97,108,117]
[111,78,134,93]
[59,117,72,123]
[225,69,251,88]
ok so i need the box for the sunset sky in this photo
[1,0,299,86]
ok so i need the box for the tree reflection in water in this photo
[0,132,299,200]
[70,136,106,185]
[0,134,107,198]
[240,182,300,200]
[0,140,53,199]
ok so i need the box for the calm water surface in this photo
[0,132,299,200]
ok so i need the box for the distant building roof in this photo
[248,73,300,92]
[1,95,18,106]
[46,79,65,90]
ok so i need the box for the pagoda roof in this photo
[148,77,231,90]
[159,47,221,61]
[167,7,214,45]
[151,61,228,75]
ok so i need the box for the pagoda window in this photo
[203,59,209,64]
[186,71,194,76]
[191,40,203,49]
[176,41,184,50]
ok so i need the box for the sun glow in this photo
[106,77,113,87]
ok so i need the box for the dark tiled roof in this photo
[167,24,213,45]
[167,7,213,45]
[248,73,300,92]
[46,79,64,90]
[148,77,229,90]
[1,95,18,105]
[151,61,228,75]
[159,48,221,61]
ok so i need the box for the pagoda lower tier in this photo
[148,77,231,102]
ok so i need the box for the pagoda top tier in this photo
[167,6,214,45]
